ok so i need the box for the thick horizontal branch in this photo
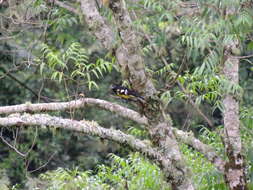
[173,129,225,172]
[0,98,148,125]
[0,113,171,172]
[0,99,224,172]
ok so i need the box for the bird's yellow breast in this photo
[117,94,132,99]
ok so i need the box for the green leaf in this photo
[58,72,63,82]
[51,71,59,80]
[96,67,103,77]
[91,69,99,79]
[88,81,98,90]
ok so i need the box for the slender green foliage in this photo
[40,153,170,190]
[38,42,113,90]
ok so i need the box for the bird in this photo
[111,84,145,102]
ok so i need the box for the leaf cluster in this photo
[39,153,169,190]
[38,42,113,90]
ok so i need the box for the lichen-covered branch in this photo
[173,128,225,172]
[0,98,224,173]
[148,121,194,190]
[91,2,193,187]
[0,113,178,186]
[0,113,158,159]
[0,98,148,125]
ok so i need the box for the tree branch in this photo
[173,128,225,172]
[2,68,49,103]
[0,98,224,172]
[0,98,148,125]
[0,113,169,170]
[0,128,27,157]
[76,0,156,96]
[177,82,214,128]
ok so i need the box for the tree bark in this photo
[78,0,195,189]
[173,129,225,172]
[0,98,148,125]
[107,0,156,96]
[79,0,114,50]
[0,98,224,173]
[222,42,247,190]
[78,1,195,188]
[0,113,189,189]
[0,113,163,164]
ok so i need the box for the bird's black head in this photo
[110,84,119,94]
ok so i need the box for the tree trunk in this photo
[223,43,247,190]
[149,120,194,190]
[79,0,195,189]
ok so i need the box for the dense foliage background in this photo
[0,0,253,189]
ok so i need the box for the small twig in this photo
[0,64,22,79]
[181,111,192,130]
[177,82,214,127]
[232,54,253,59]
[0,128,27,157]
[166,54,186,89]
[13,128,19,147]
[26,127,38,155]
[28,152,56,173]
[0,126,38,158]
[0,36,16,41]
[38,78,45,103]
[0,66,50,103]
